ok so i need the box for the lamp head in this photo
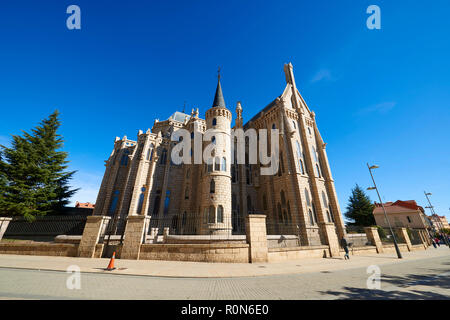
[369,165,379,170]
[367,187,376,191]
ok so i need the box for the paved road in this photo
[0,254,449,299]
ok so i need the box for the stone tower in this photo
[199,74,233,235]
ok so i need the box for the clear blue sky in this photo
[0,1,449,221]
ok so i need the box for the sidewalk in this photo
[0,246,448,278]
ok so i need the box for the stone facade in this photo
[92,63,346,254]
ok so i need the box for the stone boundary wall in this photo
[340,246,378,256]
[139,243,249,263]
[268,245,330,262]
[382,243,409,253]
[0,242,78,257]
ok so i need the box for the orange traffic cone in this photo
[105,252,116,271]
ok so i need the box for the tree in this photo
[344,184,376,226]
[0,110,78,220]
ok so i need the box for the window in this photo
[160,148,167,164]
[407,216,412,223]
[210,179,215,193]
[212,118,217,126]
[308,209,314,225]
[146,144,154,161]
[152,195,160,215]
[163,190,170,215]
[231,165,236,182]
[108,191,120,215]
[137,187,145,214]
[217,205,224,223]
[184,186,189,200]
[208,206,215,223]
[246,166,251,184]
[279,153,285,175]
[221,157,226,171]
[305,189,311,206]
[211,136,216,144]
[326,210,332,223]
[247,195,252,213]
[316,164,321,178]
[272,123,276,130]
[186,168,190,179]
[214,157,220,171]
[120,150,130,166]
[322,191,328,207]
[312,203,318,224]
[296,141,305,174]
[292,120,296,129]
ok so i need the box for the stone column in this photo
[364,227,384,253]
[0,217,12,240]
[396,227,412,251]
[245,214,268,263]
[78,216,111,258]
[416,230,426,249]
[121,215,151,260]
[319,222,340,257]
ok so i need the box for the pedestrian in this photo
[431,238,437,249]
[341,237,350,260]
[435,237,441,247]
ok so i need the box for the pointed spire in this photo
[212,67,226,108]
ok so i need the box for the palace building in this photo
[92,63,346,247]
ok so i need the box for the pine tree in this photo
[0,111,78,220]
[344,184,376,226]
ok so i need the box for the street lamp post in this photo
[424,191,450,248]
[366,163,402,259]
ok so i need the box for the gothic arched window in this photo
[221,157,226,171]
[212,118,217,126]
[210,179,215,193]
[305,189,311,207]
[153,195,160,215]
[214,157,220,171]
[208,206,215,223]
[108,190,120,216]
[217,205,224,223]
[308,209,314,225]
[160,148,167,164]
[137,187,145,214]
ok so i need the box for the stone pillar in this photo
[121,215,151,260]
[319,222,340,257]
[364,227,384,253]
[0,217,12,240]
[78,216,110,258]
[245,214,268,263]
[396,227,412,251]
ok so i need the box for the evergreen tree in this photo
[344,184,376,226]
[0,111,78,220]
